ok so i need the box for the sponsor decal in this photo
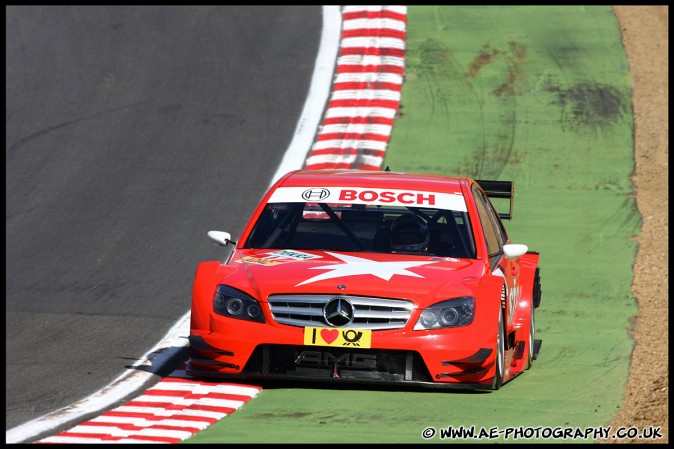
[430,257,461,262]
[237,249,321,266]
[268,186,467,211]
[339,188,436,205]
[238,256,283,266]
[492,266,518,326]
[303,326,372,348]
[268,249,322,260]
[302,188,331,201]
[508,281,519,326]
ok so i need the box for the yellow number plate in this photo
[303,327,372,348]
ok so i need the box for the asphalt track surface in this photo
[6,5,322,431]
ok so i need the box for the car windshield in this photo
[243,202,476,258]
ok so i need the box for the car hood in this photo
[222,249,485,306]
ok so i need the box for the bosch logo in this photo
[323,297,354,327]
[302,188,330,201]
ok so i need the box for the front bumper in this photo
[185,350,493,392]
[188,312,500,389]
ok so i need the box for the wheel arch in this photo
[511,252,541,372]
[190,261,228,332]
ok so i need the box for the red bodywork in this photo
[187,170,541,390]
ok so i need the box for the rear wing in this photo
[476,180,514,220]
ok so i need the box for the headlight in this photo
[414,297,475,330]
[213,285,265,323]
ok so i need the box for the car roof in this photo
[278,170,469,193]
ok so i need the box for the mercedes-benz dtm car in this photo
[187,170,542,390]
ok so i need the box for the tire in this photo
[533,267,542,309]
[526,308,535,370]
[491,310,505,390]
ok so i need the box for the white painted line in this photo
[6,6,341,441]
[6,5,410,444]
[5,311,191,444]
[269,6,342,187]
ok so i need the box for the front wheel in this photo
[526,308,535,370]
[491,310,505,390]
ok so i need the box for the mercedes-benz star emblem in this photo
[323,297,354,327]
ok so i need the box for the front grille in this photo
[268,294,414,330]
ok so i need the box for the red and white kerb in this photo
[304,5,407,171]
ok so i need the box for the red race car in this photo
[187,170,542,390]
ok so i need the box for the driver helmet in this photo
[389,214,430,253]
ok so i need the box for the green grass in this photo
[184,6,638,443]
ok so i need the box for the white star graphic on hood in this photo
[296,252,436,286]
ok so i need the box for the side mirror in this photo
[503,243,528,259]
[207,231,232,247]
